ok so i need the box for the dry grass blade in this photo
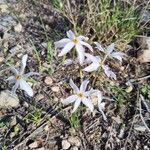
[139,94,150,133]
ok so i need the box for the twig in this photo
[140,94,150,113]
[124,87,140,148]
[12,110,61,150]
[139,95,150,133]
[129,75,150,83]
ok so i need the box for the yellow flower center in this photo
[72,38,78,44]
[16,74,21,80]
[77,92,84,98]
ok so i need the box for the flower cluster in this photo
[55,30,125,117]
[4,30,125,120]
[55,30,125,80]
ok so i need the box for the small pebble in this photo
[14,23,22,32]
[68,137,81,147]
[62,140,71,150]
[36,148,45,150]
[44,125,49,132]
[10,116,17,126]
[36,94,44,101]
[53,97,59,102]
[44,76,53,85]
[0,57,4,62]
[29,141,38,148]
[0,90,19,108]
[51,86,59,92]
[0,4,8,13]
[71,146,78,150]
[137,49,150,63]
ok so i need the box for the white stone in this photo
[51,86,59,92]
[44,76,53,85]
[71,146,78,150]
[0,56,4,62]
[36,94,44,101]
[14,23,22,32]
[62,140,71,150]
[29,141,38,148]
[137,49,150,63]
[68,137,81,147]
[139,36,150,49]
[0,90,19,108]
[10,116,17,126]
[36,147,45,150]
[0,4,8,13]
[44,125,49,131]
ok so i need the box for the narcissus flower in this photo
[95,42,125,62]
[54,30,93,64]
[62,79,94,113]
[6,54,39,97]
[83,53,116,80]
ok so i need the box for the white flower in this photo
[54,30,93,64]
[89,90,107,120]
[95,42,125,62]
[6,54,39,97]
[62,79,94,113]
[103,65,116,80]
[83,53,116,80]
[97,91,107,121]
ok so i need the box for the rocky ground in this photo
[0,0,150,150]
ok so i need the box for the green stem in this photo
[91,54,108,86]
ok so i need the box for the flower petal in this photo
[83,63,99,72]
[10,67,18,75]
[103,65,116,80]
[82,97,94,112]
[76,44,85,64]
[85,53,100,63]
[110,71,117,80]
[54,38,71,48]
[77,36,89,41]
[63,95,78,105]
[80,80,89,92]
[99,102,105,110]
[69,79,79,93]
[67,30,75,40]
[99,109,107,121]
[58,42,75,57]
[80,41,93,52]
[20,54,28,74]
[97,90,103,104]
[72,99,81,113]
[110,52,125,62]
[63,59,74,66]
[11,81,19,95]
[6,76,16,84]
[106,43,115,54]
[85,89,96,97]
[94,42,105,52]
[19,79,33,97]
